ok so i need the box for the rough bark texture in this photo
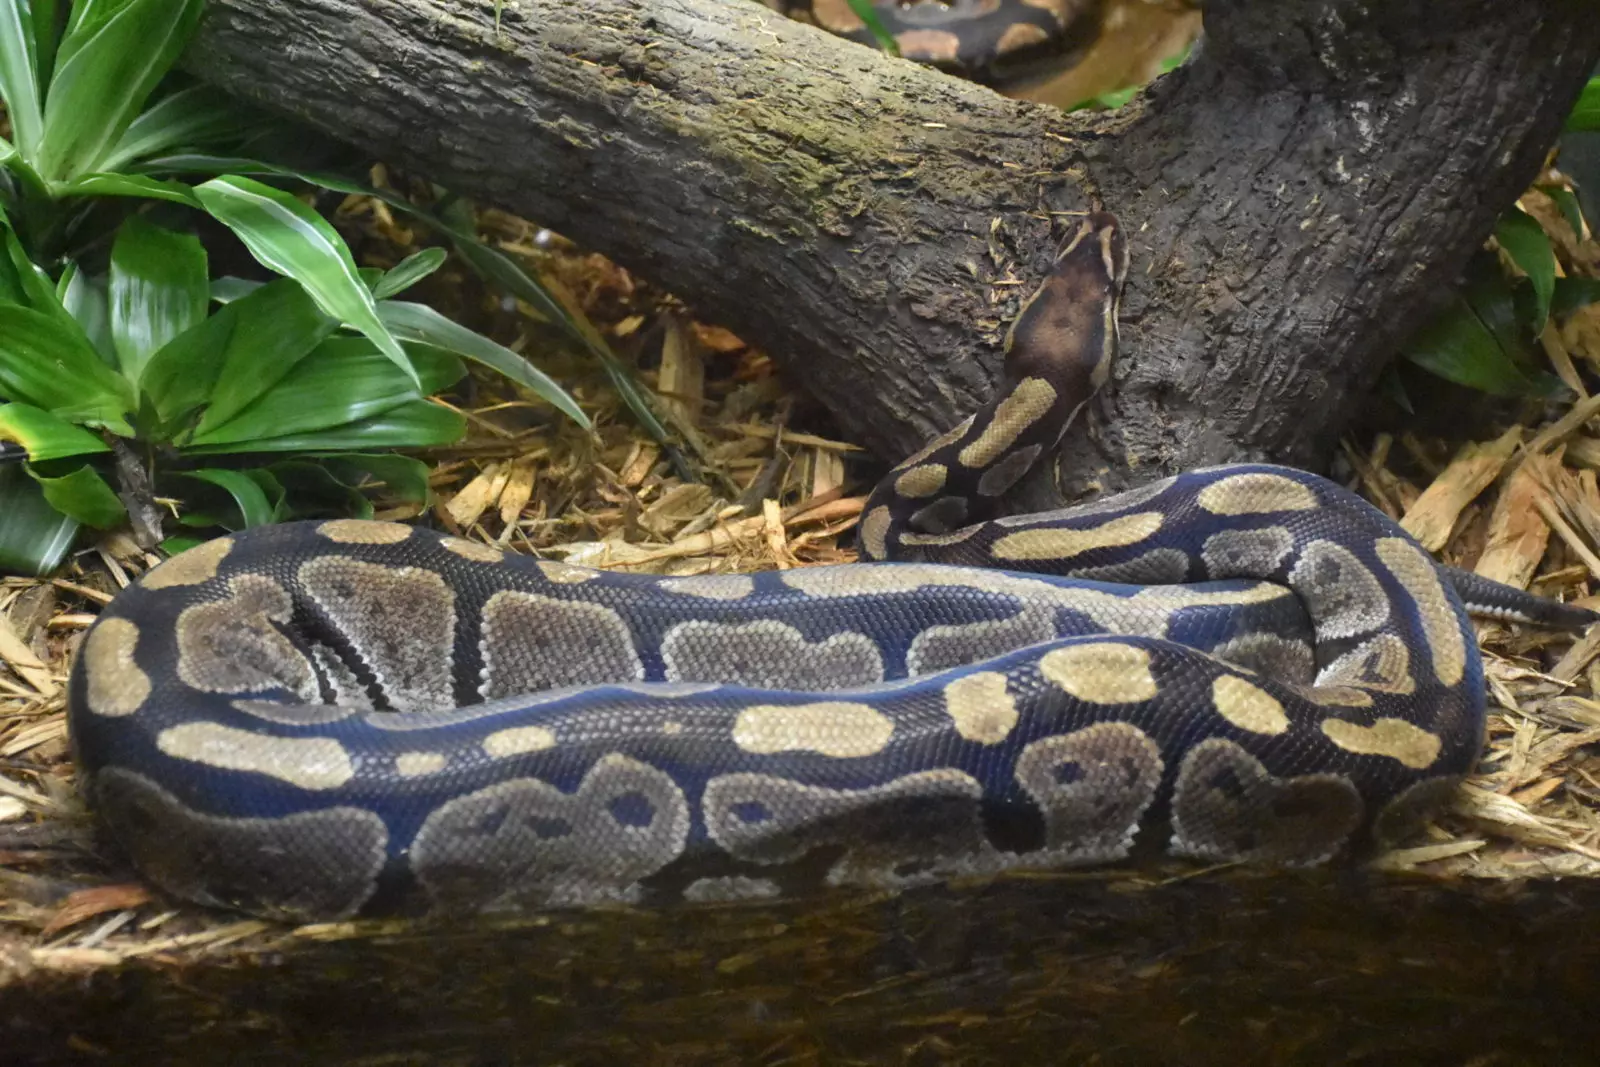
[6,870,1600,1065]
[181,0,1600,498]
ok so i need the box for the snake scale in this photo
[67,214,1594,922]
[770,0,1101,82]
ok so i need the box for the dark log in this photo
[179,0,1600,497]
[5,868,1600,1065]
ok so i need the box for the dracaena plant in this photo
[0,0,626,575]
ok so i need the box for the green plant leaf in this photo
[34,0,203,180]
[189,278,336,435]
[1538,184,1587,238]
[183,337,464,448]
[53,171,199,206]
[371,247,448,301]
[0,303,134,428]
[4,221,62,313]
[30,460,124,527]
[1404,293,1563,398]
[172,467,277,528]
[191,174,419,389]
[1566,76,1600,133]
[0,0,46,160]
[1553,276,1600,320]
[377,299,589,428]
[264,459,371,519]
[318,452,432,503]
[98,84,259,173]
[0,464,79,574]
[843,0,900,55]
[58,261,115,364]
[0,401,110,460]
[1494,208,1556,333]
[109,214,208,381]
[182,399,465,454]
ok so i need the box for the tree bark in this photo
[181,0,1600,498]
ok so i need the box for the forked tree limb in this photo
[183,0,1600,498]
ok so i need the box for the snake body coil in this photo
[68,215,1592,921]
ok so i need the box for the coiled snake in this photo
[67,214,1593,921]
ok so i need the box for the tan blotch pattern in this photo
[1197,473,1319,516]
[658,574,756,601]
[995,21,1050,51]
[299,559,456,713]
[990,511,1163,562]
[958,377,1058,469]
[1211,674,1290,735]
[1374,538,1467,687]
[1318,634,1415,695]
[858,506,892,560]
[176,576,318,699]
[483,725,558,758]
[80,618,151,717]
[943,671,1018,744]
[141,537,234,590]
[440,537,504,563]
[317,519,413,545]
[395,752,449,778]
[894,463,949,499]
[1013,723,1165,862]
[1320,717,1442,770]
[892,28,963,61]
[976,444,1042,498]
[156,722,354,790]
[732,701,894,758]
[479,591,644,699]
[537,560,598,584]
[1039,642,1159,704]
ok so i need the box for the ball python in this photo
[767,0,1102,83]
[67,213,1593,922]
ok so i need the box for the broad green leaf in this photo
[843,0,900,55]
[0,303,134,428]
[0,464,79,574]
[35,0,203,180]
[135,297,238,430]
[1404,293,1563,398]
[1494,208,1556,333]
[265,459,371,519]
[182,399,466,455]
[192,175,419,389]
[0,0,46,160]
[109,215,208,381]
[210,274,261,303]
[5,223,61,312]
[158,534,202,554]
[184,337,464,448]
[30,460,124,527]
[172,467,276,528]
[58,261,115,364]
[190,278,337,435]
[27,0,58,87]
[1566,76,1600,133]
[371,247,448,301]
[0,401,110,460]
[98,84,259,173]
[53,171,199,206]
[378,299,590,428]
[1553,277,1600,320]
[1537,184,1586,238]
[319,452,431,503]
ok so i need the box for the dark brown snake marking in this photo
[66,213,1594,921]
